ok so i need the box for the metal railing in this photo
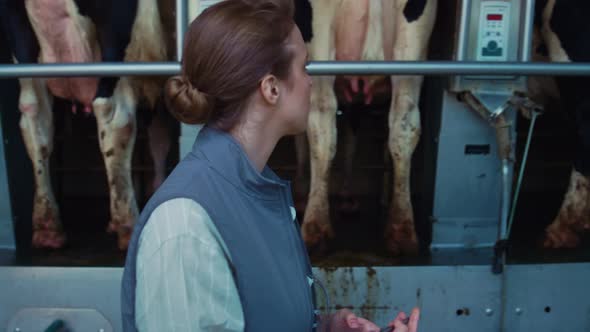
[0,0,587,79]
[1,61,590,78]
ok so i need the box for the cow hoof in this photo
[32,229,66,249]
[117,225,133,251]
[543,224,580,249]
[385,238,419,256]
[294,195,308,221]
[150,176,165,196]
[335,190,360,216]
[106,221,118,234]
[302,221,333,254]
[385,223,418,256]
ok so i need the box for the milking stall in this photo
[1,0,589,330]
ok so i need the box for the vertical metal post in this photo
[499,158,510,242]
[0,103,16,251]
[456,0,472,61]
[176,0,188,61]
[521,0,536,61]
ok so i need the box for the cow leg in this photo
[540,0,589,247]
[544,169,589,248]
[18,78,66,248]
[544,98,590,248]
[385,0,436,256]
[86,0,143,250]
[303,77,337,250]
[301,0,338,251]
[129,0,171,197]
[294,133,309,219]
[95,18,138,250]
[147,98,172,194]
[386,78,421,255]
[336,119,360,216]
[93,78,138,250]
[301,0,339,250]
[2,0,65,248]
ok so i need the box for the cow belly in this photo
[25,0,99,106]
[334,0,369,61]
[334,0,392,62]
[333,0,391,105]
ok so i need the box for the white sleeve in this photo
[135,198,245,332]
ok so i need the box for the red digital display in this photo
[487,14,503,21]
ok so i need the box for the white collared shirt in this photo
[135,198,299,331]
[135,198,244,332]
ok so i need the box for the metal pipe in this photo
[492,158,511,274]
[3,61,590,78]
[307,61,590,76]
[0,62,180,78]
[176,0,188,61]
[500,158,511,241]
[521,0,536,62]
[456,0,471,62]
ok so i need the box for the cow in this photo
[0,0,185,250]
[532,0,590,248]
[294,0,438,256]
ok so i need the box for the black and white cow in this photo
[533,0,590,248]
[0,0,182,250]
[293,0,438,255]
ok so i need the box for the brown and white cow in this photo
[0,0,191,250]
[531,0,590,248]
[294,0,437,255]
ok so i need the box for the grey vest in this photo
[121,126,316,331]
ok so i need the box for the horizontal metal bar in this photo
[1,61,590,78]
[308,61,590,76]
[0,62,180,78]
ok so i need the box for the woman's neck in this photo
[229,121,280,173]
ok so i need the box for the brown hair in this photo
[165,0,296,130]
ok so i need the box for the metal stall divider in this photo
[1,0,590,330]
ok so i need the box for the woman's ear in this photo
[260,74,280,105]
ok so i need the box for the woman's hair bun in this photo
[165,75,214,125]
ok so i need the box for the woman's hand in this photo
[327,307,419,332]
[381,308,420,332]
[328,309,380,332]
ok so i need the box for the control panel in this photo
[476,1,511,61]
[451,0,532,91]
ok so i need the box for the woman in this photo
[121,0,420,331]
